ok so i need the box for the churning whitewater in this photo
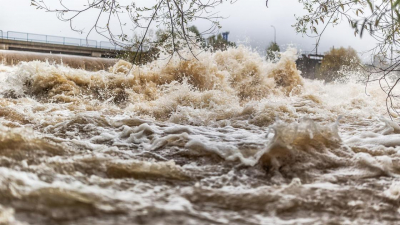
[0,46,399,224]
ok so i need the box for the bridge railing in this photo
[99,42,150,51]
[0,30,135,50]
[100,41,124,50]
[6,31,99,48]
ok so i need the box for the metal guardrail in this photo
[100,41,122,50]
[0,30,126,50]
[100,41,149,51]
[6,31,98,48]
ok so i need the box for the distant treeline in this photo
[118,26,235,65]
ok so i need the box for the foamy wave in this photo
[0,45,399,224]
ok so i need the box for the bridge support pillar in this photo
[0,44,9,50]
[91,52,102,57]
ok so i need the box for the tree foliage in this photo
[206,34,236,52]
[266,42,280,61]
[118,25,235,64]
[317,46,361,82]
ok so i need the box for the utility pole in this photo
[271,25,276,43]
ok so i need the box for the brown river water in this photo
[0,47,400,225]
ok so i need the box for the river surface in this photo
[0,47,400,225]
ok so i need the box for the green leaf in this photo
[312,26,318,34]
[367,0,373,12]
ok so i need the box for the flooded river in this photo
[0,47,399,224]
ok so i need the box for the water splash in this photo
[0,46,398,224]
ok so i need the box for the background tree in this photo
[206,34,236,52]
[187,25,206,48]
[317,46,361,82]
[266,42,280,61]
[118,25,235,64]
[117,31,159,65]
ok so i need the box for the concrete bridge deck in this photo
[0,38,121,58]
[0,30,124,58]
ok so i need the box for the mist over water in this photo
[0,46,399,224]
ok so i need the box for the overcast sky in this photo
[0,0,377,61]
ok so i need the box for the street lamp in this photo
[271,25,276,44]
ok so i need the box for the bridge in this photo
[0,30,127,58]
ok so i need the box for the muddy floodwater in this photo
[0,47,400,225]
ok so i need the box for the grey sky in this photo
[0,0,376,61]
